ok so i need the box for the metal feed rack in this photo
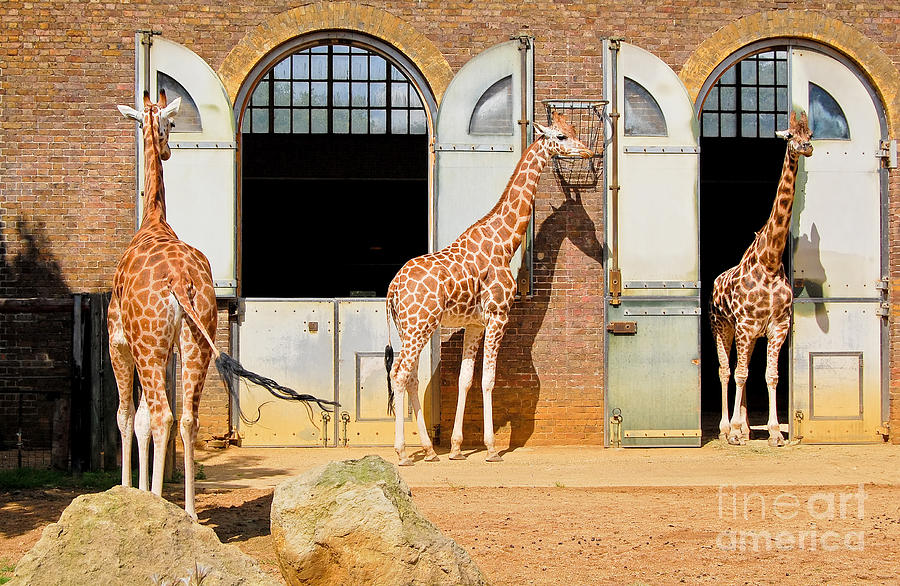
[542,99,607,187]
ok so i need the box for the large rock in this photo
[12,485,278,586]
[271,455,488,585]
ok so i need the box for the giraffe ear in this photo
[775,128,790,140]
[160,97,181,121]
[533,122,551,137]
[117,105,142,121]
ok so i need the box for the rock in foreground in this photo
[271,455,488,585]
[12,485,278,586]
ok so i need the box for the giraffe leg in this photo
[390,339,428,466]
[406,365,438,462]
[133,354,174,497]
[765,325,788,447]
[481,314,509,462]
[134,395,151,491]
[729,336,756,445]
[450,325,485,460]
[179,324,212,520]
[712,318,734,441]
[109,299,137,488]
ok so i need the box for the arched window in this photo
[624,77,667,136]
[469,75,513,135]
[809,83,850,140]
[157,72,202,132]
[242,44,427,135]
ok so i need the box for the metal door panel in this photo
[136,36,237,297]
[792,303,881,442]
[790,48,885,443]
[603,41,701,446]
[436,39,533,278]
[607,300,701,447]
[337,299,432,446]
[237,300,335,446]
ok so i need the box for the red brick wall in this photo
[1,1,897,448]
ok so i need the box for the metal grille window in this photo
[701,50,789,138]
[242,44,427,135]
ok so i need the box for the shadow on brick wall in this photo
[0,217,74,466]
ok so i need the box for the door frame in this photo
[692,38,891,439]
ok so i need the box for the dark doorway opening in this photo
[241,133,427,298]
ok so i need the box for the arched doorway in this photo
[697,40,889,442]
[233,33,438,447]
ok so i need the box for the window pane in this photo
[333,54,349,80]
[310,82,328,106]
[759,113,775,137]
[370,56,386,80]
[468,75,513,135]
[292,109,309,133]
[351,82,367,107]
[741,87,757,111]
[392,110,408,134]
[741,113,757,137]
[410,110,426,134]
[241,113,248,134]
[705,87,719,110]
[809,82,850,139]
[740,62,756,84]
[251,81,269,106]
[720,86,736,110]
[333,82,349,107]
[777,113,789,132]
[391,65,405,81]
[351,110,368,134]
[371,82,386,107]
[409,90,422,109]
[759,59,775,85]
[274,108,290,133]
[293,82,309,106]
[311,109,328,133]
[333,109,349,134]
[351,55,367,79]
[759,87,775,111]
[702,112,718,137]
[776,60,788,84]
[391,82,408,107]
[333,44,349,54]
[720,66,736,85]
[721,113,737,137]
[274,81,291,107]
[273,58,291,80]
[776,87,787,111]
[623,77,667,136]
[157,72,201,132]
[251,109,268,133]
[292,55,309,79]
[370,109,386,133]
[311,54,328,79]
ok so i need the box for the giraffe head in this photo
[775,110,813,158]
[117,90,181,160]
[534,111,594,159]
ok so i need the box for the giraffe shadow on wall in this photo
[443,188,604,455]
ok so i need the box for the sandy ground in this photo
[3,442,900,584]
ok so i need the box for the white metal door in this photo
[435,38,534,281]
[136,35,237,297]
[603,41,701,446]
[237,300,335,446]
[790,48,886,442]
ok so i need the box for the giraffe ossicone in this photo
[709,110,813,448]
[111,91,336,519]
[384,111,593,466]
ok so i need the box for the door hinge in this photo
[876,302,891,318]
[877,139,897,168]
[607,321,637,334]
[875,422,890,439]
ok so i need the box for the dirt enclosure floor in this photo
[3,443,900,584]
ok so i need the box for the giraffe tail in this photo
[385,295,395,416]
[170,279,338,413]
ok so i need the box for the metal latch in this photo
[877,139,897,168]
[340,411,351,447]
[609,408,623,448]
[876,302,891,318]
[517,266,531,297]
[793,410,805,442]
[607,321,637,335]
[308,321,319,333]
[608,269,622,306]
[876,421,890,440]
[321,411,331,446]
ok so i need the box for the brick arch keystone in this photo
[218,2,453,106]
[680,10,899,135]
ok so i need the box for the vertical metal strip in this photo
[132,33,142,230]
[514,34,534,296]
[608,39,623,306]
[332,300,340,447]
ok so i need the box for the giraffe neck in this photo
[140,121,166,227]
[478,140,550,258]
[753,145,798,272]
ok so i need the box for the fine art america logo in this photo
[716,484,867,551]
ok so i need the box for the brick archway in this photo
[679,10,899,134]
[218,1,452,107]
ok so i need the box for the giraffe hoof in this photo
[424,452,439,462]
[485,453,503,463]
[398,458,414,467]
[718,432,729,442]
[727,434,743,446]
[448,452,467,460]
[768,433,785,447]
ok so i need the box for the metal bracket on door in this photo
[609,408,623,448]
[340,411,350,447]
[877,139,897,168]
[320,411,331,446]
[607,321,637,334]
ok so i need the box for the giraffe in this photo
[384,112,593,465]
[710,110,813,447]
[113,91,335,518]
